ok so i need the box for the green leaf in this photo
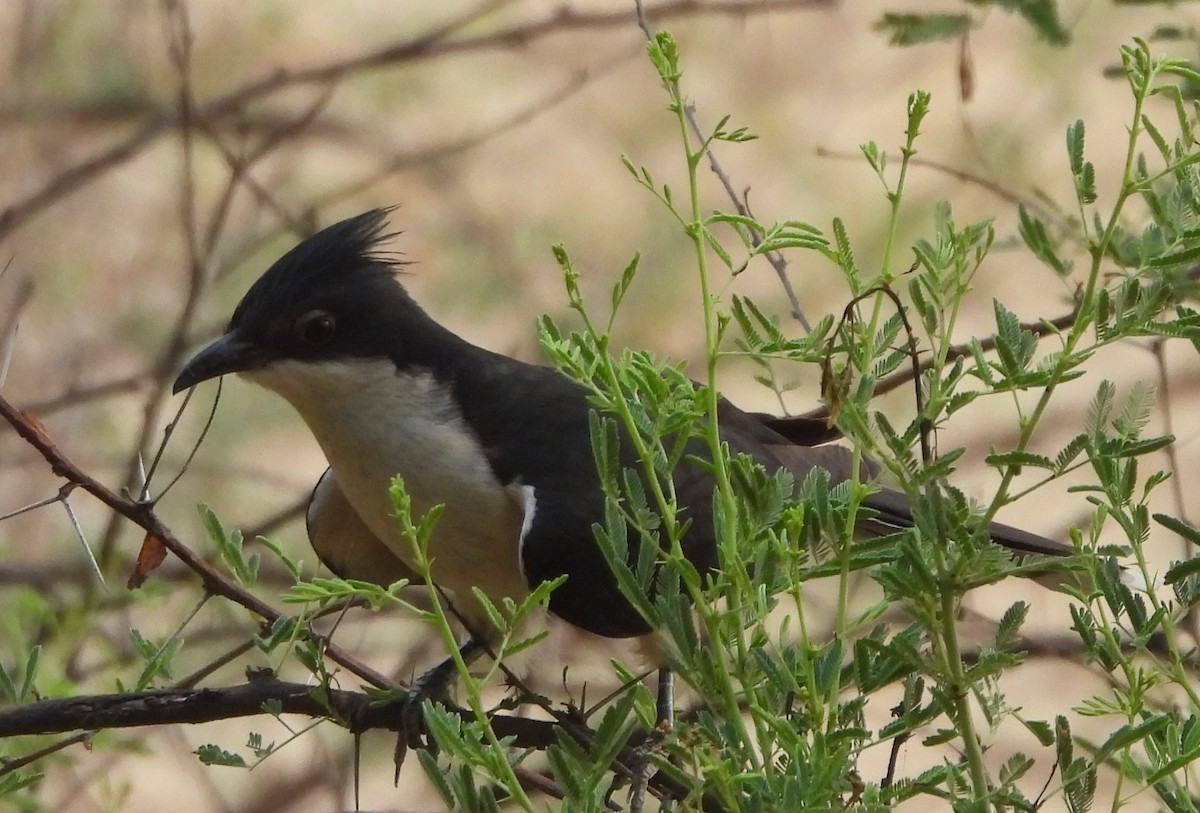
[246,731,274,759]
[1140,113,1171,163]
[418,750,456,808]
[873,13,972,46]
[995,0,1069,45]
[832,217,859,283]
[702,227,735,271]
[731,295,789,350]
[195,744,248,768]
[1055,714,1073,768]
[18,646,40,702]
[992,299,1037,378]
[0,662,16,704]
[1085,381,1116,439]
[996,601,1029,650]
[1064,760,1097,813]
[1100,434,1174,459]
[985,450,1055,470]
[585,685,641,785]
[255,535,301,580]
[1164,557,1200,586]
[1022,717,1054,746]
[1113,381,1152,438]
[710,114,758,144]
[1000,752,1035,784]
[1147,242,1200,268]
[1018,204,1072,276]
[1076,161,1097,204]
[610,252,640,312]
[757,235,830,253]
[469,587,507,634]
[1155,513,1200,548]
[198,503,256,584]
[1067,119,1085,175]
[706,210,762,231]
[1055,434,1088,472]
[129,629,181,689]
[1094,715,1171,763]
[1161,62,1200,85]
[648,31,681,83]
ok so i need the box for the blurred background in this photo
[0,1,1197,811]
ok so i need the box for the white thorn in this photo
[62,498,106,589]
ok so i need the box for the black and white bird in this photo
[173,209,1072,713]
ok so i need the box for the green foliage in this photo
[198,503,258,585]
[127,628,182,691]
[873,0,1067,47]
[280,576,410,611]
[420,32,1200,813]
[874,13,973,46]
[0,646,40,704]
[6,18,1198,813]
[194,743,249,768]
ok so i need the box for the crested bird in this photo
[173,209,1073,738]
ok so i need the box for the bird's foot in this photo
[626,725,670,813]
[392,639,485,778]
[627,668,675,813]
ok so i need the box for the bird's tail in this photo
[859,485,1074,559]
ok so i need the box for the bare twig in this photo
[0,270,33,391]
[0,393,395,691]
[814,146,1071,233]
[0,0,830,242]
[25,372,153,415]
[799,306,1079,420]
[0,674,549,744]
[684,108,811,329]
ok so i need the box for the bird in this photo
[172,209,1073,733]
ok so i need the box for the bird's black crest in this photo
[292,208,399,268]
[228,208,406,329]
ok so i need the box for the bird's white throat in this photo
[242,358,529,611]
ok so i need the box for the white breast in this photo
[242,359,530,613]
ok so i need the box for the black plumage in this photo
[174,209,1073,643]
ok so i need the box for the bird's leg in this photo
[628,666,675,812]
[655,666,674,731]
[394,637,485,773]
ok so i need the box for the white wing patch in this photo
[514,482,537,583]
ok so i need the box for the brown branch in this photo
[800,307,1079,420]
[0,393,395,691]
[94,5,342,568]
[883,304,1078,399]
[0,675,722,813]
[0,732,95,777]
[0,673,559,746]
[0,671,723,811]
[814,146,1071,233]
[0,0,830,241]
[25,372,151,415]
[682,106,811,330]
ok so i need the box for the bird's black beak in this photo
[172,331,271,394]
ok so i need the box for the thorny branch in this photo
[0,674,556,743]
[0,392,395,692]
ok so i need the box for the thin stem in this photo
[985,54,1153,524]
[938,588,991,804]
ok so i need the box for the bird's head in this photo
[172,209,436,395]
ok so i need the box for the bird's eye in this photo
[297,311,336,345]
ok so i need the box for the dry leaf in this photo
[128,532,169,589]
